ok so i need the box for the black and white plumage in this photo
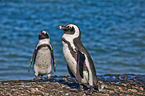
[28,31,56,79]
[58,24,98,94]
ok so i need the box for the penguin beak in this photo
[58,25,67,30]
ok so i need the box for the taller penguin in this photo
[28,31,56,79]
[58,24,98,94]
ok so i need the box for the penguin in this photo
[58,24,98,94]
[28,31,56,79]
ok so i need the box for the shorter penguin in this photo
[28,31,56,79]
[58,24,98,94]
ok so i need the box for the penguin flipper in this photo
[47,44,56,72]
[51,50,56,72]
[77,50,85,78]
[28,49,36,72]
[67,65,75,77]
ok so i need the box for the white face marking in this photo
[39,31,48,37]
[42,31,47,34]
[62,24,80,50]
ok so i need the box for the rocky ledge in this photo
[0,74,145,96]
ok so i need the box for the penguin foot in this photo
[77,84,83,92]
[35,76,41,80]
[98,81,105,92]
[47,74,51,79]
[85,86,94,95]
[47,76,51,79]
[68,85,83,93]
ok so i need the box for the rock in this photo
[36,85,44,89]
[98,81,105,91]
[11,89,16,92]
[118,87,123,92]
[138,87,144,91]
[121,83,127,87]
[64,75,69,77]
[111,82,115,84]
[3,82,9,85]
[128,89,138,93]
[65,93,69,95]
[120,78,124,81]
[109,90,114,94]
[30,88,39,94]
[55,82,60,85]
[18,87,23,90]
[6,92,12,96]
[61,78,68,81]
[104,85,108,89]
[102,94,109,96]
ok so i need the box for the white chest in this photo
[34,47,52,74]
[62,42,77,74]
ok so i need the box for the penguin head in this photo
[39,31,49,40]
[58,24,81,38]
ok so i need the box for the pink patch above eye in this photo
[42,31,47,34]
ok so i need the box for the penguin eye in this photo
[71,27,74,31]
[66,26,71,29]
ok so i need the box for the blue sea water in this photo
[0,0,145,81]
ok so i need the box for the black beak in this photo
[58,25,67,30]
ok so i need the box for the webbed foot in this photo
[47,74,51,79]
[35,76,41,80]
[77,84,83,92]
[85,86,94,95]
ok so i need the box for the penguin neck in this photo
[62,29,80,42]
[39,38,50,45]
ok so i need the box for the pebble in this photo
[3,82,9,85]
[61,78,68,81]
[111,82,115,84]
[65,93,69,95]
[109,90,114,94]
[6,92,12,96]
[102,94,109,96]
[19,87,23,90]
[30,88,39,94]
[36,85,44,89]
[138,87,144,91]
[128,89,138,93]
[104,85,108,89]
[64,75,69,77]
[118,87,123,92]
[11,89,16,92]
[121,83,127,87]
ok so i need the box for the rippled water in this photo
[0,0,145,81]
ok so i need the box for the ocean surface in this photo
[0,0,145,81]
